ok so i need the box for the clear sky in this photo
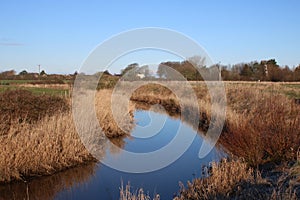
[1,0,299,74]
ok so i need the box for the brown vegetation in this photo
[0,81,299,199]
[0,111,93,183]
[129,82,300,167]
[0,89,132,183]
[0,90,69,136]
[174,159,299,200]
[120,182,160,200]
[221,89,300,167]
[0,90,68,123]
[95,89,134,137]
[174,159,266,199]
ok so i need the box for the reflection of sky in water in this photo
[54,110,225,200]
[125,110,180,153]
[1,110,225,200]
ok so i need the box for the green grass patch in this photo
[0,85,69,96]
[282,83,300,89]
[282,91,300,99]
[0,80,36,85]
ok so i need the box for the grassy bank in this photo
[175,158,299,200]
[0,84,70,96]
[125,81,300,199]
[122,158,299,200]
[1,81,299,198]
[0,89,132,183]
[130,82,300,167]
[0,111,93,183]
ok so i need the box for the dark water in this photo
[0,110,225,200]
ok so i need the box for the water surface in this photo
[0,109,225,200]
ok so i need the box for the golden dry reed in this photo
[0,89,133,183]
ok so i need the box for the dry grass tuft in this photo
[120,182,160,200]
[221,89,300,167]
[0,89,134,183]
[0,89,69,134]
[130,82,300,167]
[174,159,267,200]
[0,111,93,183]
[95,89,134,138]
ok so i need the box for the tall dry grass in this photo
[95,89,134,138]
[120,182,160,200]
[174,159,268,200]
[129,82,300,167]
[0,89,68,134]
[0,112,93,183]
[174,159,299,200]
[0,89,133,183]
[221,87,300,167]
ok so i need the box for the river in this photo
[0,109,225,200]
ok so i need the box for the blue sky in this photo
[0,0,299,74]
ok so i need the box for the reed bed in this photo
[0,89,133,183]
[95,89,134,137]
[174,159,299,200]
[129,82,300,167]
[1,81,299,198]
[0,112,93,183]
[124,81,300,199]
[120,182,160,200]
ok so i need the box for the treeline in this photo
[157,59,300,81]
[2,58,300,82]
[0,70,75,84]
[221,59,300,82]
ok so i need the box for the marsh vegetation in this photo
[0,78,299,199]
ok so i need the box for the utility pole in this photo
[38,64,41,75]
[218,62,221,81]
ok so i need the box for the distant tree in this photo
[281,66,293,81]
[157,63,167,79]
[157,61,203,81]
[121,63,139,78]
[294,65,300,81]
[138,65,150,78]
[121,63,138,75]
[240,64,253,80]
[19,70,28,76]
[0,70,16,79]
[103,70,111,75]
[252,62,265,81]
[40,70,47,76]
[221,66,232,81]
[263,59,282,81]
[188,55,206,68]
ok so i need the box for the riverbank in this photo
[0,89,132,183]
[126,82,300,199]
[130,82,300,167]
[0,82,299,199]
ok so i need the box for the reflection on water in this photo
[0,163,97,200]
[0,109,225,200]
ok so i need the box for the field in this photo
[0,80,299,199]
